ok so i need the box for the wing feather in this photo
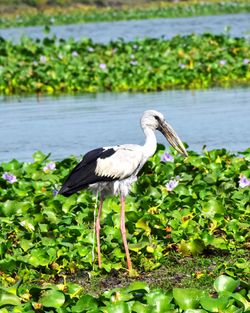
[58,147,116,196]
[58,145,144,197]
[95,146,143,180]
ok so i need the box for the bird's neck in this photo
[143,127,157,158]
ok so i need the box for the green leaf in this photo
[66,283,83,298]
[213,275,239,293]
[184,309,207,313]
[20,239,34,252]
[126,281,149,293]
[131,301,150,313]
[230,292,250,311]
[135,218,151,235]
[173,288,201,309]
[1,200,18,217]
[1,159,20,171]
[178,239,205,256]
[200,296,229,312]
[129,241,148,252]
[146,290,173,312]
[72,294,98,312]
[40,289,65,308]
[0,291,21,307]
[201,199,225,218]
[32,151,47,163]
[105,301,130,313]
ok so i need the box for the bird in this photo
[58,110,188,273]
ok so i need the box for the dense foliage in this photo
[0,0,250,28]
[0,146,249,281]
[0,33,249,94]
[0,275,249,312]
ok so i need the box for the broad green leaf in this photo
[32,151,47,163]
[1,200,18,217]
[200,296,229,312]
[202,199,225,218]
[129,241,148,252]
[131,301,150,313]
[1,160,20,171]
[126,281,149,293]
[184,309,207,313]
[135,218,151,235]
[72,294,98,312]
[178,239,205,256]
[20,239,34,252]
[146,290,173,312]
[231,292,250,311]
[105,301,130,313]
[173,288,201,309]
[66,283,83,298]
[0,291,21,307]
[213,275,239,293]
[40,289,65,308]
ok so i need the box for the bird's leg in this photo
[120,195,132,272]
[96,195,104,268]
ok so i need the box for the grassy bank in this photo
[0,33,249,95]
[0,0,250,28]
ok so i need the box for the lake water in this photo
[0,87,249,162]
[0,13,249,43]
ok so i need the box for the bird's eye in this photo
[154,115,160,122]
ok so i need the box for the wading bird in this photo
[58,110,188,273]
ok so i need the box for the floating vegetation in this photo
[0,146,249,288]
[0,275,249,312]
[0,33,249,94]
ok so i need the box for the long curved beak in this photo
[159,121,188,157]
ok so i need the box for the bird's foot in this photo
[128,268,139,277]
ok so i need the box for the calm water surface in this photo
[0,14,249,43]
[0,88,249,162]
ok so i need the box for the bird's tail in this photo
[57,183,88,197]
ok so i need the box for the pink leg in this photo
[120,195,132,272]
[96,197,103,268]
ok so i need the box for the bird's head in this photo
[141,110,188,157]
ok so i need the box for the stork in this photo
[58,110,188,273]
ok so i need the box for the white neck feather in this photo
[143,126,157,159]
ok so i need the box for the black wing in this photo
[58,147,116,197]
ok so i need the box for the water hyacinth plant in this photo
[0,275,248,312]
[165,178,179,191]
[0,33,249,94]
[0,147,249,287]
[239,175,250,188]
[2,172,17,184]
[161,152,174,162]
[43,162,56,173]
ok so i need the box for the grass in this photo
[62,252,241,297]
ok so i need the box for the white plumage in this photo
[95,145,144,181]
[59,109,188,273]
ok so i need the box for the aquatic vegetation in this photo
[165,178,179,191]
[0,33,249,94]
[161,151,174,163]
[0,275,249,312]
[239,175,250,188]
[0,0,250,28]
[2,172,17,184]
[0,146,249,291]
